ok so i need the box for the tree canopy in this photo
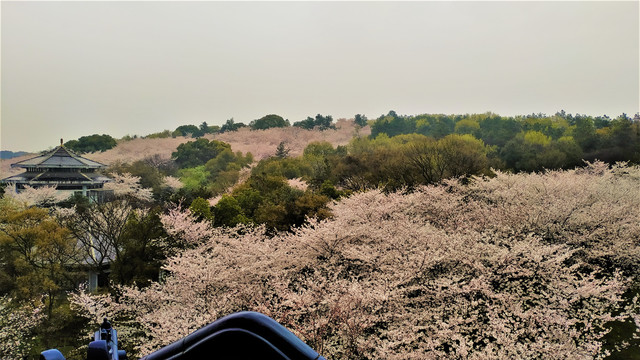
[172,138,231,169]
[293,114,336,130]
[220,118,246,133]
[249,114,289,130]
[172,125,204,138]
[64,134,117,153]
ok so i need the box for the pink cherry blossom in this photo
[72,162,640,359]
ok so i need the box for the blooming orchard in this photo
[72,162,640,359]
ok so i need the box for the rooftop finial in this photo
[60,138,63,146]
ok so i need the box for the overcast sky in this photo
[1,1,638,152]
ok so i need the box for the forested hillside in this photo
[370,111,640,171]
[1,112,639,359]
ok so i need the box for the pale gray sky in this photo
[1,1,638,152]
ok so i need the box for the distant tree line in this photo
[292,114,336,130]
[0,151,28,160]
[129,113,348,142]
[370,110,640,171]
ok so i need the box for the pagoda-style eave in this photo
[9,145,108,169]
[2,179,111,184]
[11,163,104,169]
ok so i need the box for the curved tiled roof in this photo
[10,146,106,169]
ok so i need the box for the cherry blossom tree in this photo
[104,173,153,202]
[59,174,155,284]
[158,205,214,248]
[161,176,183,191]
[0,296,44,360]
[3,184,70,207]
[72,162,640,359]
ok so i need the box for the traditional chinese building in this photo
[1,140,112,202]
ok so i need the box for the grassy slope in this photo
[0,119,369,177]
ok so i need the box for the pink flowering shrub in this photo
[104,173,153,202]
[3,184,70,207]
[0,296,44,360]
[72,162,640,359]
[161,176,183,191]
[158,205,214,247]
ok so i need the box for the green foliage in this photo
[175,144,252,202]
[57,192,91,210]
[145,130,172,139]
[233,186,263,219]
[252,157,312,180]
[593,115,612,129]
[109,160,165,196]
[303,141,342,158]
[204,149,252,194]
[291,192,332,224]
[302,141,346,188]
[220,118,246,133]
[292,116,315,130]
[437,134,489,177]
[315,114,336,131]
[354,114,368,127]
[477,114,522,147]
[555,136,583,168]
[501,131,585,172]
[275,141,290,159]
[34,300,89,360]
[415,114,456,138]
[319,180,344,200]
[189,197,214,222]
[199,121,219,134]
[211,172,332,231]
[177,166,210,192]
[367,110,640,172]
[370,111,415,138]
[249,114,290,130]
[523,130,552,146]
[304,133,494,192]
[213,195,249,227]
[0,200,81,319]
[172,138,231,169]
[572,116,598,152]
[119,134,138,142]
[111,207,166,287]
[329,136,409,192]
[245,175,309,231]
[293,114,335,130]
[205,149,250,176]
[454,118,480,135]
[64,134,117,153]
[172,124,204,138]
[521,115,569,139]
